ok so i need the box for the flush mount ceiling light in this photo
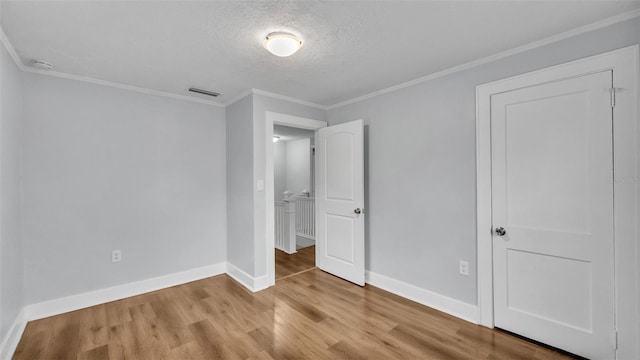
[263,32,303,57]
[273,136,280,142]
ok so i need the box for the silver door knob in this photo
[354,208,362,214]
[495,227,506,236]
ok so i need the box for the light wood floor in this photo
[275,245,316,280]
[14,269,573,360]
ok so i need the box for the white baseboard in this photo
[253,275,270,292]
[226,263,270,292]
[25,262,227,321]
[365,271,479,324]
[0,308,27,360]
[276,246,297,255]
[296,236,315,248]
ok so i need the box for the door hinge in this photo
[612,331,618,350]
[610,88,616,108]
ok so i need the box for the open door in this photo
[315,120,365,286]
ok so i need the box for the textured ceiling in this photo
[1,1,639,106]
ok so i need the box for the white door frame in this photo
[476,45,639,359]
[265,111,327,287]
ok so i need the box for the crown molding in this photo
[224,88,327,110]
[250,88,327,110]
[0,27,27,72]
[224,88,328,110]
[326,9,640,110]
[224,88,255,107]
[22,67,226,107]
[0,27,225,108]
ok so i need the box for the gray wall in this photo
[0,43,24,343]
[21,73,227,304]
[226,95,255,275]
[274,138,312,200]
[252,94,325,277]
[285,138,311,196]
[326,19,640,305]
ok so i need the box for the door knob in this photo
[354,208,362,214]
[495,227,506,236]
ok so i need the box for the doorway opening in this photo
[265,112,365,287]
[264,112,327,287]
[273,124,317,280]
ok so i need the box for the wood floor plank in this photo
[104,299,132,328]
[275,245,315,280]
[13,268,574,360]
[148,299,195,349]
[39,310,85,360]
[77,305,109,352]
[327,340,369,360]
[318,316,422,360]
[12,327,48,360]
[169,341,206,360]
[246,350,276,360]
[188,319,243,360]
[274,289,330,323]
[76,344,109,360]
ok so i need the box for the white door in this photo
[491,71,615,359]
[315,120,365,286]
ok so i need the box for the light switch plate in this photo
[459,260,469,276]
[112,249,122,263]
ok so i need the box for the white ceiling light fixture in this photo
[273,136,280,142]
[263,32,303,57]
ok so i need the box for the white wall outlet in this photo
[257,179,265,191]
[112,249,122,263]
[459,260,469,276]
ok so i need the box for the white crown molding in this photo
[224,89,328,110]
[224,88,255,107]
[24,262,226,321]
[23,67,227,107]
[0,27,27,72]
[0,27,225,108]
[327,9,640,110]
[365,271,479,324]
[250,88,327,110]
[0,308,27,360]
[224,88,327,110]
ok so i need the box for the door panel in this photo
[491,71,614,359]
[506,249,592,331]
[326,214,355,263]
[316,120,365,286]
[504,91,591,233]
[326,133,355,200]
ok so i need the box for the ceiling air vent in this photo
[188,87,221,97]
[33,60,54,70]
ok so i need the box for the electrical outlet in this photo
[459,260,469,276]
[112,249,122,263]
